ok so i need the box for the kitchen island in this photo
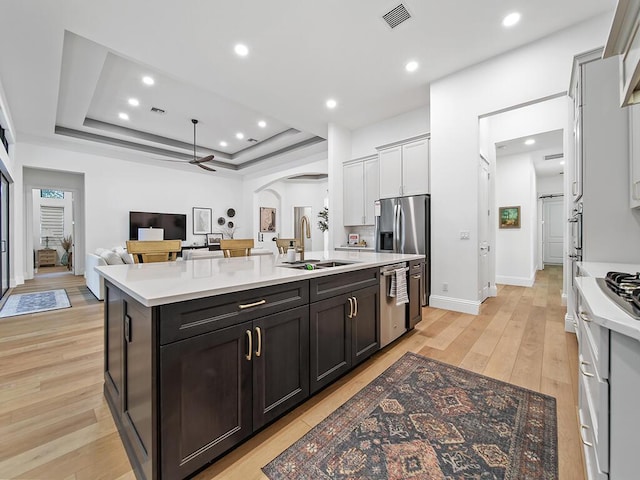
[97,250,423,480]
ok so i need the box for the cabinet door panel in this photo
[254,306,309,429]
[379,147,402,199]
[160,322,252,480]
[343,162,365,226]
[351,285,379,367]
[408,261,423,329]
[363,157,379,225]
[104,284,124,406]
[402,139,430,196]
[310,295,351,393]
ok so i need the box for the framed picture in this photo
[260,207,276,232]
[193,207,212,235]
[206,232,223,246]
[499,206,521,229]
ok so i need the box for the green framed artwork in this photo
[499,206,521,229]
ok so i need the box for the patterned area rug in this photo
[0,289,71,318]
[263,352,557,480]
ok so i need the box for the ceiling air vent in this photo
[382,4,411,28]
[544,153,563,161]
[247,138,258,143]
[150,107,166,114]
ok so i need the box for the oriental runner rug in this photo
[0,289,71,318]
[263,352,557,479]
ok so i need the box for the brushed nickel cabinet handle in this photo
[412,274,421,279]
[239,299,266,309]
[580,360,594,378]
[245,330,252,361]
[255,327,262,357]
[347,297,354,319]
[353,297,358,317]
[580,424,593,447]
[572,181,578,196]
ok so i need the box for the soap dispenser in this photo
[286,241,296,262]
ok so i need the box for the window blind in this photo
[40,206,64,245]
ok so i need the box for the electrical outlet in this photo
[460,231,470,240]
[442,282,448,292]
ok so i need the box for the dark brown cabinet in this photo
[408,260,424,329]
[160,322,253,480]
[309,269,380,394]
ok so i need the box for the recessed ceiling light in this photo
[258,120,267,128]
[220,141,228,147]
[405,61,419,73]
[502,12,521,28]
[236,132,244,140]
[234,44,249,57]
[326,98,337,109]
[560,160,565,165]
[118,112,129,121]
[524,139,535,146]
[128,98,140,107]
[142,76,155,86]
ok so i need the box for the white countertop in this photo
[96,250,423,307]
[577,261,640,278]
[335,246,375,251]
[575,276,640,341]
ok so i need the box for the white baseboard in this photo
[489,285,498,297]
[496,273,535,287]
[561,293,567,306]
[564,312,576,333]
[429,295,481,315]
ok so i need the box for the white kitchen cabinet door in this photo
[402,139,430,196]
[378,146,402,199]
[343,161,365,226]
[363,157,379,225]
[630,104,640,208]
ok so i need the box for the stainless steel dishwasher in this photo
[380,262,408,347]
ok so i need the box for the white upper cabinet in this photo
[378,136,429,199]
[604,0,640,106]
[343,155,379,226]
[630,104,640,208]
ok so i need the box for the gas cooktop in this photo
[595,271,640,320]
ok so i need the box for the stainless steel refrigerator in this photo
[375,194,430,305]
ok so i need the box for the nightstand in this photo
[37,249,56,267]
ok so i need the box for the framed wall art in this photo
[206,232,223,246]
[499,206,521,229]
[259,207,276,232]
[193,207,212,235]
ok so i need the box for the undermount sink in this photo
[279,260,358,270]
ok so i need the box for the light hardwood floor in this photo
[0,265,583,479]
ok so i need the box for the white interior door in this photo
[543,198,564,264]
[478,157,490,302]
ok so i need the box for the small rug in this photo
[0,289,71,318]
[263,352,557,480]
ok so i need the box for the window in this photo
[40,189,64,199]
[40,206,64,247]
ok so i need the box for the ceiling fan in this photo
[190,119,216,172]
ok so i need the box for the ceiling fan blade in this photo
[189,155,215,165]
[197,163,216,172]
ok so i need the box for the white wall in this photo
[495,153,537,286]
[351,107,429,159]
[17,141,244,281]
[537,175,564,195]
[430,15,608,314]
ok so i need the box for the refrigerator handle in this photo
[398,203,405,253]
[393,203,400,252]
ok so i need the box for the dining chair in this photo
[126,240,182,263]
[275,238,300,254]
[220,239,254,258]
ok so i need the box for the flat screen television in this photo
[129,211,187,241]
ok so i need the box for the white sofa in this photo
[85,248,133,300]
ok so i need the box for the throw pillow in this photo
[119,251,134,264]
[100,250,125,265]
